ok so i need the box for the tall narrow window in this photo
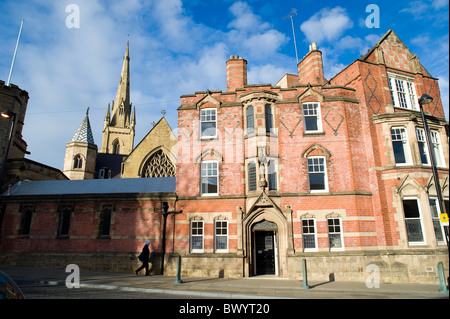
[302,219,317,251]
[402,198,425,244]
[99,207,112,238]
[246,106,254,134]
[200,109,217,138]
[58,207,72,238]
[416,129,430,165]
[265,104,273,133]
[328,218,343,250]
[112,139,120,154]
[215,220,228,252]
[191,220,204,252]
[429,199,444,243]
[248,162,257,192]
[307,156,327,192]
[73,154,83,169]
[391,127,411,165]
[19,207,33,236]
[430,131,445,167]
[201,161,218,195]
[268,160,277,191]
[303,103,321,132]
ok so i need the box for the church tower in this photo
[100,42,135,155]
[63,108,98,180]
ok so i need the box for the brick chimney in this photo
[226,55,247,92]
[297,43,326,85]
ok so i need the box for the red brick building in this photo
[1,30,448,283]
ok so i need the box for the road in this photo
[16,280,211,299]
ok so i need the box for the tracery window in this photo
[141,150,176,178]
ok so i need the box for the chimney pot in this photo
[226,55,247,92]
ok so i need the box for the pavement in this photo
[1,265,448,299]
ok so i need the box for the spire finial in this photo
[86,106,90,115]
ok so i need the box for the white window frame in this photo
[201,161,218,196]
[390,127,412,165]
[402,197,426,245]
[327,218,344,251]
[267,160,277,191]
[200,108,217,139]
[190,220,204,253]
[214,220,228,253]
[430,131,446,168]
[302,103,322,133]
[416,128,430,166]
[307,156,328,193]
[429,198,445,244]
[388,74,418,111]
[302,218,318,252]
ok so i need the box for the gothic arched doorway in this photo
[252,220,278,275]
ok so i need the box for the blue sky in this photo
[0,0,448,170]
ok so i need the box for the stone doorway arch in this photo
[242,207,290,277]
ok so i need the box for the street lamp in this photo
[1,110,16,190]
[418,94,449,248]
[161,202,183,275]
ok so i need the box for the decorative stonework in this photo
[364,69,382,114]
[141,150,176,178]
[323,105,344,136]
[279,108,302,138]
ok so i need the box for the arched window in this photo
[73,154,83,169]
[112,139,120,154]
[141,150,176,178]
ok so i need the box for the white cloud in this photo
[226,1,287,61]
[300,7,353,44]
[228,1,270,32]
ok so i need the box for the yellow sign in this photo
[440,213,449,226]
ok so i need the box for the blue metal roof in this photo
[2,177,176,197]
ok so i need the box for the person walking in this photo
[135,240,151,276]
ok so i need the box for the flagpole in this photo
[6,19,24,86]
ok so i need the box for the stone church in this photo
[62,42,177,181]
[1,30,448,283]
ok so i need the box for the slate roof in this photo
[72,111,95,144]
[1,177,176,197]
[95,153,126,179]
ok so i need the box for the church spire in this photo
[100,41,135,156]
[111,41,131,128]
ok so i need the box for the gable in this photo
[362,30,431,77]
[122,117,177,178]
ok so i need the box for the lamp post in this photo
[1,110,16,190]
[161,202,183,275]
[418,94,449,248]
